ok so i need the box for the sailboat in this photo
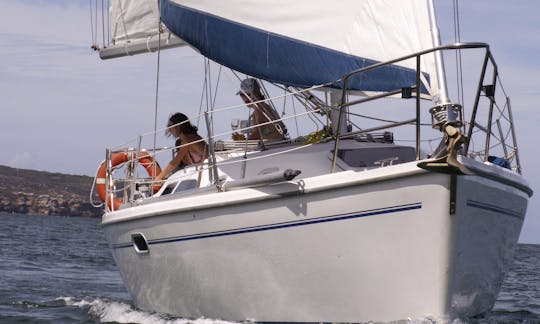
[90,0,532,322]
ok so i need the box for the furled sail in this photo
[160,0,441,98]
[94,0,185,60]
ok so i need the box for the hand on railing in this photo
[232,132,246,141]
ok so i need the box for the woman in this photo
[154,113,208,184]
[237,78,287,141]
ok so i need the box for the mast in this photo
[330,90,348,136]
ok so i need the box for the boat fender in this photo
[284,169,302,180]
[95,150,161,211]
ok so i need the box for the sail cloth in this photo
[99,0,185,60]
[160,0,440,97]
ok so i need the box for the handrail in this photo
[331,42,520,173]
[100,41,522,209]
[340,42,489,84]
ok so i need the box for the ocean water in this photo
[0,213,539,324]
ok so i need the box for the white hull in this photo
[102,159,529,322]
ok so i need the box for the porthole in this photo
[131,233,149,254]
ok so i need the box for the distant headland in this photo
[0,165,101,217]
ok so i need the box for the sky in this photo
[0,0,539,243]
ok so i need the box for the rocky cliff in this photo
[0,165,101,217]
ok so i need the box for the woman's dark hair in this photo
[166,112,198,137]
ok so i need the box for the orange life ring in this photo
[96,150,161,211]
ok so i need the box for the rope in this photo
[89,163,104,208]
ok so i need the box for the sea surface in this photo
[0,212,539,324]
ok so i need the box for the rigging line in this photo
[211,109,322,141]
[212,65,222,111]
[196,59,208,129]
[284,89,324,129]
[302,101,325,127]
[281,88,287,117]
[288,85,329,110]
[95,0,98,45]
[206,59,212,113]
[395,136,444,143]
[305,106,324,130]
[453,0,465,109]
[276,86,327,120]
[496,77,510,101]
[204,60,216,138]
[230,69,245,84]
[204,59,211,114]
[202,60,211,129]
[106,0,110,44]
[208,63,223,137]
[101,0,105,46]
[259,80,280,115]
[493,102,510,123]
[143,99,318,141]
[348,119,362,132]
[341,109,405,124]
[89,0,95,46]
[207,64,223,139]
[290,89,301,136]
[207,84,328,115]
[152,18,162,161]
[94,0,99,47]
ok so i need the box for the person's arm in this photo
[154,145,189,183]
[248,102,282,140]
[247,107,265,140]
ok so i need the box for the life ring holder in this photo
[95,150,161,211]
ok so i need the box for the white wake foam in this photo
[58,296,471,324]
[58,296,240,324]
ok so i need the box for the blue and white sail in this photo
[160,0,441,98]
[94,0,185,60]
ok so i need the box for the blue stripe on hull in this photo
[160,0,426,92]
[466,200,524,220]
[112,202,422,249]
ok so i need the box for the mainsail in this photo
[93,0,185,60]
[160,0,442,98]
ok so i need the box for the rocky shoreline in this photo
[0,165,101,217]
